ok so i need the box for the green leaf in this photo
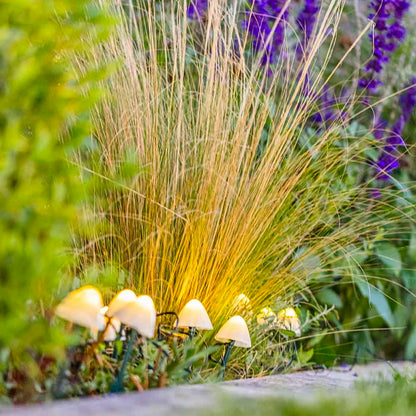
[296,347,314,365]
[405,326,416,360]
[357,280,394,327]
[375,243,402,277]
[363,147,379,162]
[409,228,416,261]
[393,305,408,339]
[278,329,296,338]
[346,244,368,265]
[316,289,343,308]
[402,269,416,290]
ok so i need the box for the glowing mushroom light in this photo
[215,315,251,348]
[277,307,301,337]
[91,307,121,342]
[257,307,277,326]
[111,295,156,339]
[212,315,251,376]
[232,294,251,314]
[106,289,137,317]
[55,285,106,331]
[177,299,213,339]
[110,295,157,392]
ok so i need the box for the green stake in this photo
[111,329,137,393]
[220,341,235,378]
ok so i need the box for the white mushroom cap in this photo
[106,289,137,317]
[215,315,251,348]
[177,299,213,330]
[55,286,106,330]
[277,307,301,336]
[233,294,251,310]
[257,307,277,326]
[112,295,156,338]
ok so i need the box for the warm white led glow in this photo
[257,307,276,326]
[102,316,121,342]
[106,289,137,317]
[277,307,301,336]
[112,295,156,338]
[234,294,250,308]
[55,286,106,330]
[215,315,251,348]
[177,299,213,330]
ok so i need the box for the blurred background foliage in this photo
[0,0,113,398]
[303,1,416,366]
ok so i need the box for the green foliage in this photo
[309,205,416,365]
[0,0,111,378]
[45,334,219,400]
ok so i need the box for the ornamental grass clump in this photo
[73,0,395,333]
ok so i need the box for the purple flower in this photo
[370,188,383,198]
[375,144,400,180]
[387,21,407,41]
[242,0,290,68]
[392,0,411,19]
[373,77,416,182]
[358,77,382,92]
[373,116,388,140]
[359,0,410,93]
[309,85,349,126]
[187,0,208,20]
[296,0,321,47]
[399,77,416,121]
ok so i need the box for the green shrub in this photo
[0,0,111,384]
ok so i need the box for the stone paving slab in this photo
[1,361,415,416]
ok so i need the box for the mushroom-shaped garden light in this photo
[213,315,251,376]
[257,307,276,326]
[55,285,106,331]
[177,299,213,339]
[99,307,121,342]
[106,289,137,317]
[232,294,251,314]
[110,295,157,392]
[277,307,301,337]
[90,306,122,342]
[111,295,156,338]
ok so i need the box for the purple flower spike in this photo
[242,0,291,69]
[376,151,400,180]
[373,116,388,140]
[373,77,416,185]
[296,0,321,46]
[187,0,208,20]
[399,77,416,122]
[359,0,411,93]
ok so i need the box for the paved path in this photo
[2,361,415,416]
